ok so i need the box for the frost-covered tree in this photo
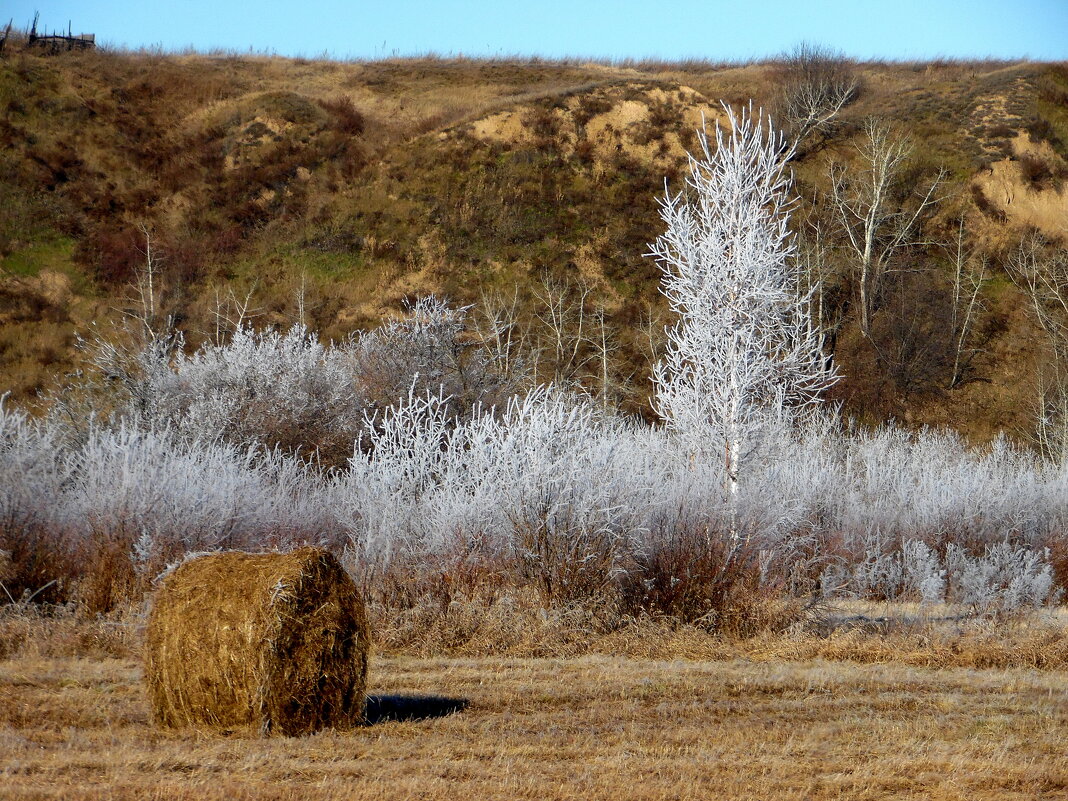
[649,105,837,520]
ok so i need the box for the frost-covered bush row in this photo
[4,348,1066,614]
[56,298,515,467]
[2,389,1064,612]
[66,426,335,573]
[802,424,1062,548]
[330,393,1061,612]
[757,422,1063,609]
[0,399,336,603]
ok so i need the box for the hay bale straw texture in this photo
[145,548,370,736]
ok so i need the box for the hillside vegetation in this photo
[1,46,1068,436]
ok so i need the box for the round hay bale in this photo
[144,547,369,736]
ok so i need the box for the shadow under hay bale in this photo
[364,694,469,724]
[144,548,370,737]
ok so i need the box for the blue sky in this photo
[8,1,1068,61]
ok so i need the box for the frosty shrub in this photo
[61,426,332,611]
[73,325,366,467]
[334,386,651,607]
[170,326,365,466]
[352,296,523,422]
[945,542,1054,614]
[54,297,521,468]
[0,399,71,601]
[0,400,68,535]
[2,395,337,610]
[67,428,328,564]
[495,389,648,607]
[821,537,945,604]
[46,328,183,439]
[901,539,947,604]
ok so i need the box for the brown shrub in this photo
[985,122,1016,138]
[74,528,140,616]
[1018,152,1054,188]
[573,94,613,127]
[318,95,365,136]
[1037,72,1068,107]
[0,522,69,605]
[1026,116,1062,154]
[616,520,801,635]
[76,223,145,284]
[144,548,370,736]
[523,105,560,151]
[1048,534,1068,595]
[161,226,211,285]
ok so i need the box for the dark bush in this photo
[523,105,560,151]
[163,228,211,285]
[76,224,145,284]
[1019,153,1053,188]
[0,523,69,605]
[318,95,365,136]
[986,122,1016,138]
[617,519,799,634]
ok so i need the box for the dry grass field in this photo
[2,607,1067,800]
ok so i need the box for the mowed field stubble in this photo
[2,611,1067,801]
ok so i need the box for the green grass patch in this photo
[1,237,77,280]
[219,239,371,287]
[276,244,369,280]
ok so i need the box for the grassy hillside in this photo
[2,45,1067,439]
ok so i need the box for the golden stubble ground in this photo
[2,648,1066,801]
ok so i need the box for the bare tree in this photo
[1006,232,1068,462]
[126,223,161,337]
[472,286,534,387]
[777,42,858,147]
[210,283,262,345]
[476,282,624,408]
[795,217,847,349]
[827,118,945,338]
[531,273,596,387]
[945,217,987,389]
[636,300,666,370]
[1007,232,1068,359]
